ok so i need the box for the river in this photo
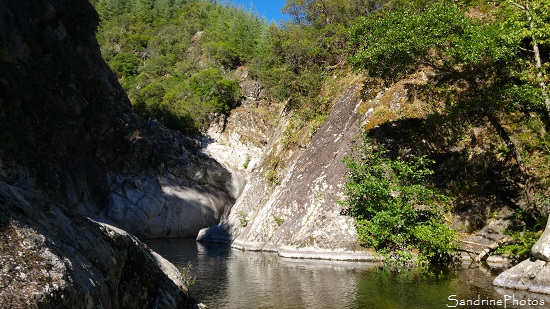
[144,238,548,309]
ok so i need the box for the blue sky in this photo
[228,0,290,23]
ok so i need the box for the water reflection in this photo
[144,239,540,309]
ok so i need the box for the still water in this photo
[144,238,547,309]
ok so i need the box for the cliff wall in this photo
[0,0,238,306]
[198,73,377,260]
[199,69,529,261]
[0,0,237,238]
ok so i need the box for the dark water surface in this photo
[144,238,547,309]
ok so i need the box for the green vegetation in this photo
[494,211,547,260]
[347,0,550,263]
[93,0,270,133]
[273,216,284,227]
[243,154,251,170]
[179,261,196,287]
[342,133,458,266]
[236,211,249,227]
[348,0,550,201]
[92,0,379,135]
[266,170,281,186]
[494,230,541,261]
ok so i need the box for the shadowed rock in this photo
[0,179,197,308]
[0,0,237,238]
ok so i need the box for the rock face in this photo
[0,0,237,238]
[493,259,550,294]
[197,67,287,244]
[493,218,550,294]
[0,0,236,306]
[230,84,372,259]
[0,179,195,308]
[199,78,376,260]
[198,69,531,262]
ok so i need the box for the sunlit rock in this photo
[532,218,550,262]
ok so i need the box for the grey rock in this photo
[0,0,237,238]
[493,259,550,294]
[230,84,368,256]
[196,220,232,244]
[532,218,550,261]
[493,217,550,293]
[0,179,196,308]
[200,81,374,259]
[105,170,234,238]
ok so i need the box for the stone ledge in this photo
[493,259,550,294]
[278,245,382,262]
[231,239,381,262]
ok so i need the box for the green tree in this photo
[96,0,126,19]
[187,68,241,115]
[111,52,141,77]
[495,0,550,126]
[93,0,267,134]
[342,133,457,265]
[283,0,389,27]
[348,0,549,207]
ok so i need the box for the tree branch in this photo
[510,1,526,11]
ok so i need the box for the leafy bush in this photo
[236,211,249,227]
[179,261,196,287]
[111,53,141,77]
[187,68,241,115]
[494,231,541,261]
[342,132,457,265]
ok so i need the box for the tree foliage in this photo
[94,0,268,133]
[349,2,516,83]
[342,133,457,265]
[348,0,550,214]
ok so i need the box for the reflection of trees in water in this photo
[144,239,523,309]
[224,250,367,308]
[354,267,527,309]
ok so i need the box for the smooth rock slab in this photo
[226,83,369,257]
[532,218,550,262]
[493,259,550,294]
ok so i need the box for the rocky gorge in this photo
[2,0,550,306]
[197,67,550,294]
[0,0,234,306]
[198,74,375,260]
